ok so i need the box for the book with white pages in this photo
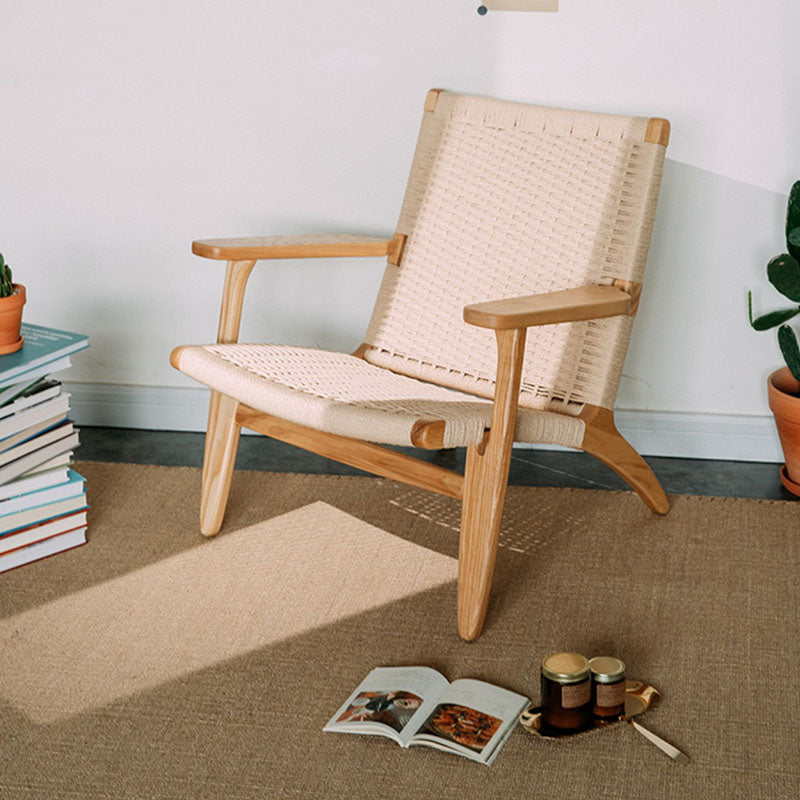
[0,413,68,455]
[0,430,79,486]
[0,420,75,468]
[0,354,72,392]
[0,507,87,555]
[0,323,88,387]
[0,524,87,573]
[0,392,69,442]
[0,492,87,535]
[0,379,62,420]
[0,375,51,408]
[0,470,85,517]
[0,463,72,502]
[324,667,529,765]
[20,451,73,479]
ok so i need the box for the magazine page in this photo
[409,679,530,764]
[324,666,450,746]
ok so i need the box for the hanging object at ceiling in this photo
[478,0,558,13]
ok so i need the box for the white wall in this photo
[2,1,798,460]
[488,1,800,421]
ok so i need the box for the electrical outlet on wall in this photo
[478,0,559,13]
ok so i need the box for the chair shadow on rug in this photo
[170,89,671,641]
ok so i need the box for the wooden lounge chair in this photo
[171,89,671,641]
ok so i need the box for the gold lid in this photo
[589,656,626,683]
[541,652,590,684]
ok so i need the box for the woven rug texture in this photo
[0,461,797,799]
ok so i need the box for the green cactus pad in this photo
[751,307,800,331]
[0,257,13,298]
[788,181,800,261]
[779,324,800,381]
[768,253,800,302]
[789,225,800,253]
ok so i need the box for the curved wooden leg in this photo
[200,391,241,536]
[458,441,515,641]
[457,329,526,641]
[580,406,669,515]
[197,258,256,536]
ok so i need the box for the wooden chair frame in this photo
[172,99,670,641]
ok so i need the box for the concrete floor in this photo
[77,427,793,501]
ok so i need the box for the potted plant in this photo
[748,181,800,494]
[0,253,25,355]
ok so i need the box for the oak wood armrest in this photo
[463,284,640,331]
[192,233,406,262]
[193,233,407,345]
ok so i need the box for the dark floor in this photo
[77,427,793,501]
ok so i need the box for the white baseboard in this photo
[62,382,783,463]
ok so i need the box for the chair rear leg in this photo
[458,441,515,641]
[580,406,669,515]
[200,391,241,536]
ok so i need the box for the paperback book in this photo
[0,526,87,573]
[324,666,529,765]
[0,492,87,535]
[0,355,72,395]
[15,451,73,481]
[0,379,62,419]
[0,390,69,441]
[0,508,88,557]
[0,420,77,476]
[0,323,88,388]
[0,469,84,516]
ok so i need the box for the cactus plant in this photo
[0,253,14,299]
[748,181,800,381]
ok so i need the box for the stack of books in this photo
[0,323,89,573]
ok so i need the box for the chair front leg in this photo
[457,328,526,641]
[200,391,241,536]
[198,258,257,536]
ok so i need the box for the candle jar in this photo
[540,652,592,731]
[589,656,626,719]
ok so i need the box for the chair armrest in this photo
[463,284,640,330]
[192,233,405,262]
[194,233,407,345]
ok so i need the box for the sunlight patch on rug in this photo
[0,502,457,724]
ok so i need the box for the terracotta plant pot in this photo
[0,284,26,355]
[767,366,800,496]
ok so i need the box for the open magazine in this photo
[323,666,530,765]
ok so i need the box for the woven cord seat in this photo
[171,89,671,641]
[173,343,585,449]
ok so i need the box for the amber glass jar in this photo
[540,652,592,731]
[589,656,626,718]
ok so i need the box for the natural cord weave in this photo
[176,344,584,448]
[365,92,665,414]
[176,92,666,448]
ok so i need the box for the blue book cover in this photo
[0,324,88,386]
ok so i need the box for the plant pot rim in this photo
[768,366,800,397]
[0,283,26,304]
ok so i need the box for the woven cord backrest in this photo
[364,92,666,414]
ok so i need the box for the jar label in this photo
[561,679,590,708]
[596,681,626,707]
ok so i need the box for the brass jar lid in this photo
[589,656,626,683]
[541,652,590,684]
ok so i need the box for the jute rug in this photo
[0,461,798,799]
